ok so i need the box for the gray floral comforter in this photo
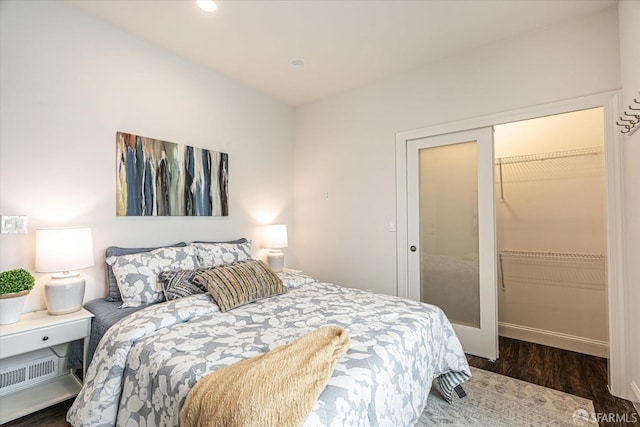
[67,278,470,427]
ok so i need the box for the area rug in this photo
[416,367,598,426]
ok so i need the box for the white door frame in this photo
[395,91,627,398]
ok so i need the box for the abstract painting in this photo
[116,132,229,216]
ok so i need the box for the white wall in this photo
[294,7,621,296]
[618,0,640,408]
[0,0,295,312]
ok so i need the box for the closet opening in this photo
[493,107,608,358]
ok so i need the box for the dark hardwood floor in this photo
[3,397,72,427]
[3,337,638,426]
[467,337,639,427]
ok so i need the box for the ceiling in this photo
[66,0,617,106]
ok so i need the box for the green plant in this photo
[0,268,35,295]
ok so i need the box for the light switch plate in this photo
[1,216,28,234]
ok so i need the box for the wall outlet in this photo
[1,216,28,234]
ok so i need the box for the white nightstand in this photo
[0,308,93,423]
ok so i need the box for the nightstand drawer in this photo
[0,319,88,359]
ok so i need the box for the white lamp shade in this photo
[36,227,94,273]
[263,224,288,249]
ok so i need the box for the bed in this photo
[66,240,471,427]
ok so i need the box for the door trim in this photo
[395,90,628,398]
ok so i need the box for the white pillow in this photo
[106,246,199,308]
[190,241,252,268]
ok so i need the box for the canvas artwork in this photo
[116,132,229,216]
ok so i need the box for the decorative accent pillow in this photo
[277,271,318,289]
[194,260,286,312]
[157,269,207,301]
[190,240,252,268]
[107,246,199,308]
[104,242,187,302]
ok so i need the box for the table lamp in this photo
[36,226,94,315]
[263,224,288,273]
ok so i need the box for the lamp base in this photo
[266,250,285,273]
[44,274,85,315]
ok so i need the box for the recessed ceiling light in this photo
[289,58,305,68]
[197,0,217,12]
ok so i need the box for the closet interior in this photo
[494,108,608,358]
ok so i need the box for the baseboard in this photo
[498,322,609,358]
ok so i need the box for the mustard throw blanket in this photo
[180,326,351,427]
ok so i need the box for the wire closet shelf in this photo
[498,250,606,291]
[495,146,603,202]
[495,146,602,165]
[498,250,605,264]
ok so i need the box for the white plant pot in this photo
[0,291,29,325]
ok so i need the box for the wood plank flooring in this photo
[467,337,639,427]
[3,337,638,426]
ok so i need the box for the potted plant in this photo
[0,268,35,325]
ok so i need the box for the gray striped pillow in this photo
[157,269,207,301]
[194,260,286,312]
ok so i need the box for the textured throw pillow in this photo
[107,246,200,308]
[157,269,207,301]
[104,242,187,302]
[194,260,286,312]
[190,240,252,268]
